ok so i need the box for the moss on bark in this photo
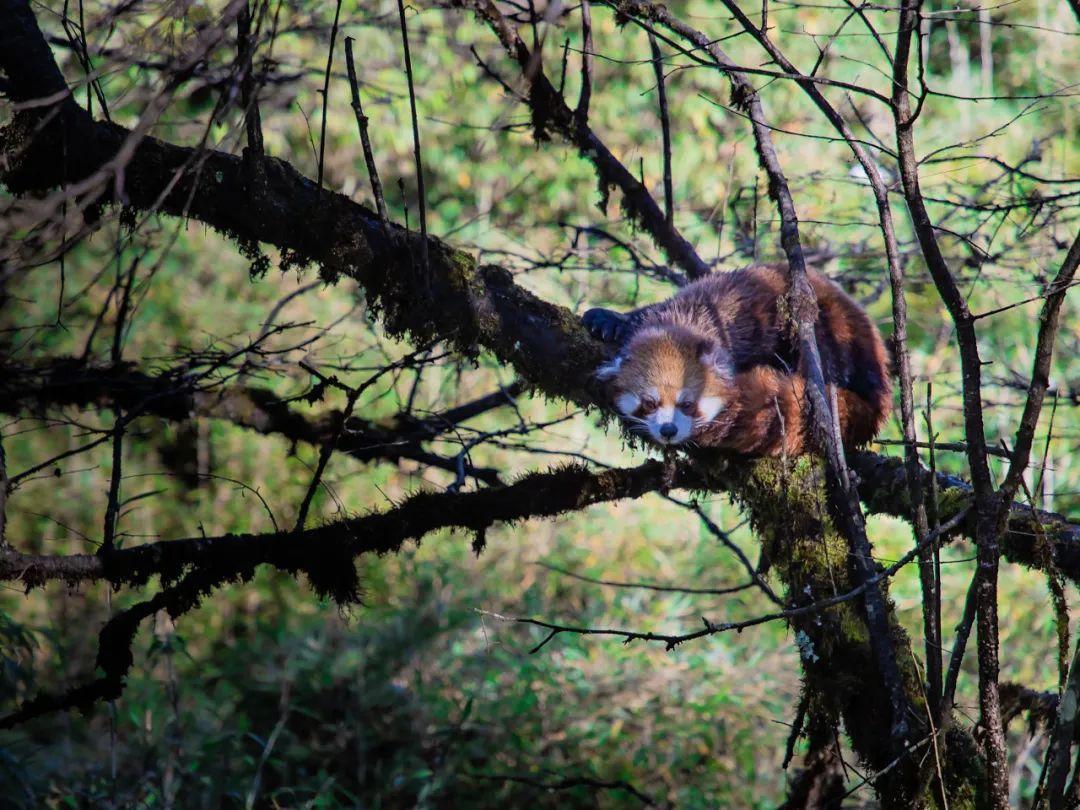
[726,456,987,807]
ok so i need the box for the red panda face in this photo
[597,327,733,445]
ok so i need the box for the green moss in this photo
[935,486,974,522]
[941,726,988,806]
[732,457,848,588]
[835,602,870,646]
[726,455,961,804]
[446,247,482,296]
[718,453,994,803]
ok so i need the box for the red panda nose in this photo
[659,423,678,439]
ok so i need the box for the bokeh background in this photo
[2,0,1078,805]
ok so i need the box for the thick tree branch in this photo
[0,2,606,410]
[0,460,700,591]
[6,449,1080,589]
[891,3,1008,800]
[0,562,250,729]
[851,452,1080,584]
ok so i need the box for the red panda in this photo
[583,265,891,456]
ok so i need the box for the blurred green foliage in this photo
[1,0,1078,805]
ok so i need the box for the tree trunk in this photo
[727,457,988,806]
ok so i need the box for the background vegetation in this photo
[1,0,1078,805]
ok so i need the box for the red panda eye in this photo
[678,400,696,414]
[639,400,658,415]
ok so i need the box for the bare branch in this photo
[647,33,673,225]
[1000,231,1080,502]
[316,0,344,190]
[457,0,708,281]
[344,36,389,227]
[481,504,968,652]
[397,0,430,275]
[576,0,594,120]
[0,360,515,485]
[891,0,1006,798]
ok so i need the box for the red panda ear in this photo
[698,340,734,377]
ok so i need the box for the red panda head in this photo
[597,326,734,445]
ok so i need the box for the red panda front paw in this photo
[583,308,630,344]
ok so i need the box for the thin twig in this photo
[294,384,361,533]
[576,0,593,119]
[535,560,755,596]
[294,350,437,529]
[316,0,343,190]
[782,689,809,770]
[101,410,124,553]
[344,36,389,230]
[909,645,949,809]
[924,383,943,707]
[0,434,8,548]
[1000,231,1080,503]
[397,0,429,275]
[941,566,978,716]
[647,33,673,225]
[245,679,292,810]
[665,495,782,605]
[875,438,1013,460]
[480,506,969,653]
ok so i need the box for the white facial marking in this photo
[596,356,623,380]
[615,392,640,416]
[698,396,724,423]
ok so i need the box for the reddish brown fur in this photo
[601,265,891,455]
[694,367,808,456]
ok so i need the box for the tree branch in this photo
[851,452,1080,585]
[456,0,708,282]
[0,360,516,485]
[0,0,606,409]
[891,2,1007,799]
[0,461,700,592]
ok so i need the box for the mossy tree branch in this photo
[0,459,704,728]
[0,460,703,592]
